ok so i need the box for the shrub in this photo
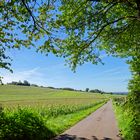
[0,108,54,140]
[61,87,75,91]
[113,97,140,140]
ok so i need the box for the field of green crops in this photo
[0,85,109,107]
[0,85,110,139]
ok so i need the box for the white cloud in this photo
[1,67,42,84]
[92,67,127,78]
[1,63,69,86]
[42,63,67,72]
[101,67,124,74]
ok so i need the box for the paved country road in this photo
[54,100,121,140]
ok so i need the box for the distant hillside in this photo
[112,92,128,95]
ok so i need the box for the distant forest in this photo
[7,80,37,87]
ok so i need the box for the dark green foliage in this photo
[113,97,140,140]
[127,51,140,140]
[31,84,38,87]
[47,86,55,89]
[23,80,30,86]
[0,108,54,140]
[89,89,104,94]
[112,52,140,140]
[60,87,75,91]
[113,97,126,106]
[126,94,140,140]
[7,80,30,86]
[85,88,89,92]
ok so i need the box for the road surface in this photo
[54,100,121,140]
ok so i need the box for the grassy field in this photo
[0,85,109,107]
[0,85,110,139]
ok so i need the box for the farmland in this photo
[0,85,109,107]
[0,85,111,139]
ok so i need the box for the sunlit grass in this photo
[46,102,105,135]
[0,85,108,107]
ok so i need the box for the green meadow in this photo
[0,85,108,107]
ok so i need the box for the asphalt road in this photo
[54,100,121,140]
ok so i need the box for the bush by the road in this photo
[113,97,140,140]
[0,108,54,140]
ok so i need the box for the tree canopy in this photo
[55,0,140,67]
[1,0,140,70]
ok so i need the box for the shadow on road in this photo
[92,136,112,140]
[54,134,112,140]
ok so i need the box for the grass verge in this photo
[113,98,140,140]
[113,103,132,140]
[45,101,105,136]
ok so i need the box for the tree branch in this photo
[21,0,37,29]
[81,16,138,51]
[21,0,50,34]
[67,2,117,30]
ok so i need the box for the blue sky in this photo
[1,47,131,92]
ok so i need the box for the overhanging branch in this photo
[21,0,50,34]
[81,15,138,51]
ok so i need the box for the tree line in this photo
[7,80,38,87]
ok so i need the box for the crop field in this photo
[0,85,110,139]
[0,85,109,107]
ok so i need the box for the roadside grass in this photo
[113,97,140,140]
[46,102,105,135]
[113,103,131,140]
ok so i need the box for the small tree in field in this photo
[85,88,89,92]
[23,80,30,86]
[0,77,3,85]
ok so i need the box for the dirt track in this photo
[54,100,121,140]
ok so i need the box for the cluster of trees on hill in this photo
[85,88,123,95]
[7,80,30,86]
[86,88,105,94]
[59,87,75,91]
[47,87,83,92]
[89,89,104,94]
[7,80,38,87]
[48,87,105,94]
[59,87,83,92]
